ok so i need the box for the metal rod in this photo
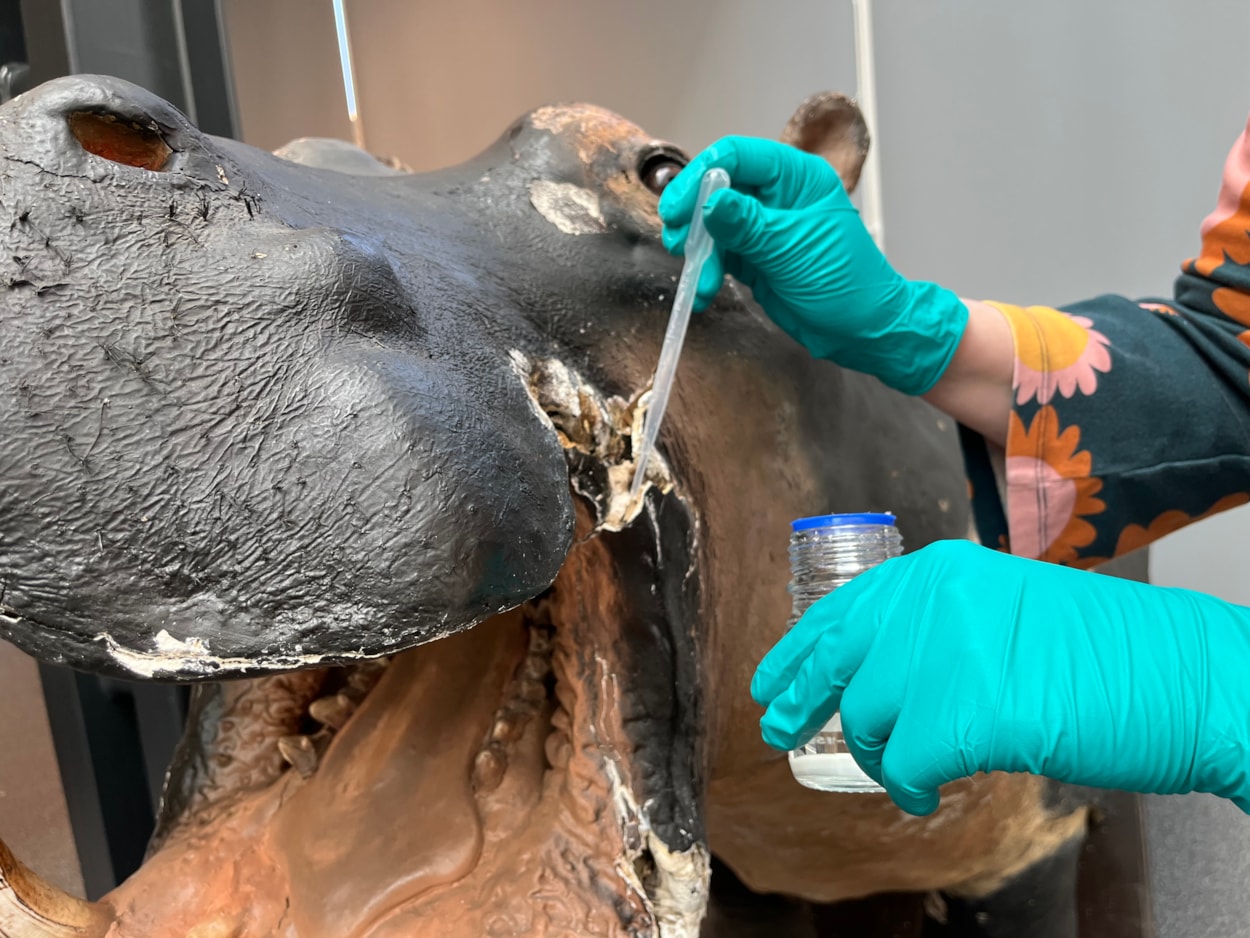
[331,0,364,149]
[169,0,197,125]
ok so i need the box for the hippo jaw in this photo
[0,328,707,937]
[0,338,709,937]
[0,486,709,938]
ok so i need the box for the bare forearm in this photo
[921,300,1013,448]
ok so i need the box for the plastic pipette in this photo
[629,167,731,500]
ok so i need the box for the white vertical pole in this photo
[170,0,198,126]
[852,0,885,252]
[331,0,366,149]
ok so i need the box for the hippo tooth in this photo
[523,655,551,678]
[526,624,554,656]
[490,716,524,744]
[545,708,574,771]
[924,892,950,924]
[472,748,507,793]
[0,835,111,935]
[308,692,356,730]
[343,657,391,700]
[516,677,547,707]
[277,734,319,779]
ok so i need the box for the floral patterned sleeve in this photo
[962,115,1250,568]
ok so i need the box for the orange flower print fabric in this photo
[1082,493,1250,565]
[1003,408,1105,565]
[961,113,1250,565]
[990,303,1112,406]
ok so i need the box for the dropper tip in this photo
[627,458,647,502]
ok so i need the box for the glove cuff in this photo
[864,281,969,396]
[900,281,970,395]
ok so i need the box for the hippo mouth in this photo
[0,359,709,938]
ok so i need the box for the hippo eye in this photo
[68,112,172,172]
[639,151,688,196]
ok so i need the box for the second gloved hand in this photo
[658,136,968,396]
[751,540,1250,816]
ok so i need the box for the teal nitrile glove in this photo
[751,539,1250,817]
[658,136,968,396]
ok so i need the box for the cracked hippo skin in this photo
[0,76,1091,937]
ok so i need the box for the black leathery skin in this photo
[0,76,575,677]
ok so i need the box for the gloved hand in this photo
[658,136,969,396]
[752,539,1250,816]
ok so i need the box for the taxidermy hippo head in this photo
[0,76,1090,938]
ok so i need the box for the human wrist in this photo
[921,298,1014,445]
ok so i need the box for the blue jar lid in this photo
[790,511,896,532]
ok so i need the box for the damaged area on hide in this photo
[507,496,710,938]
[528,179,608,236]
[521,104,671,220]
[509,349,674,531]
[93,629,387,681]
[79,493,708,938]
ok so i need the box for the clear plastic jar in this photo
[785,512,902,793]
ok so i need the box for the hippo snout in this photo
[0,76,575,679]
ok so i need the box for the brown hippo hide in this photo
[0,78,1088,937]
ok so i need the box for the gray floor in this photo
[1146,792,1250,937]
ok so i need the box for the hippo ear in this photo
[273,136,410,176]
[780,92,870,194]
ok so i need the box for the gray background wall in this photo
[0,643,82,896]
[867,2,1250,612]
[222,0,861,162]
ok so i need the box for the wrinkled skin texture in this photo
[0,78,1088,937]
[0,80,577,677]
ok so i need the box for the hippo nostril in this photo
[67,110,173,172]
